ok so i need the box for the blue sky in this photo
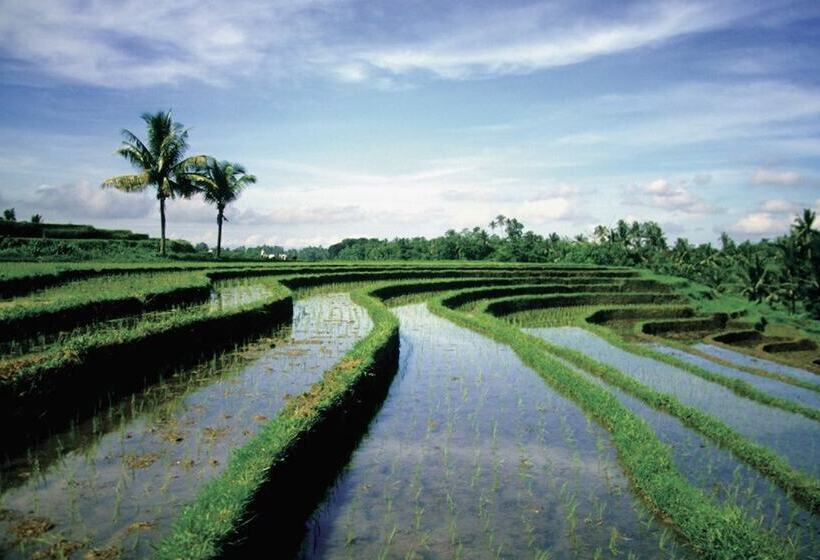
[1,0,819,248]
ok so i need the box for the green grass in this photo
[154,288,399,560]
[3,262,816,559]
[485,294,820,422]
[0,272,213,340]
[422,290,794,559]
[463,294,820,515]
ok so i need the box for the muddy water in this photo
[0,293,371,560]
[693,343,819,385]
[299,305,691,559]
[525,327,820,478]
[648,343,820,409]
[524,334,818,555]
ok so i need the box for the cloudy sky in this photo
[1,0,819,248]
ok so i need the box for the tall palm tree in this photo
[193,159,256,258]
[791,208,816,260]
[101,111,206,256]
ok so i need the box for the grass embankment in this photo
[155,289,400,560]
[0,281,293,451]
[484,293,820,423]
[0,272,213,341]
[464,293,820,515]
[645,335,820,394]
[641,270,820,370]
[420,290,795,558]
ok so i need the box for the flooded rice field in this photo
[524,327,820,478]
[0,293,370,559]
[299,305,691,559]
[648,344,820,409]
[693,343,819,385]
[0,278,280,359]
[526,339,819,556]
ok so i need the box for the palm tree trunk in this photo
[216,209,223,259]
[159,196,167,256]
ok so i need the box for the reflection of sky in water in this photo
[526,327,819,477]
[694,343,820,385]
[527,337,818,555]
[208,279,281,311]
[300,304,689,560]
[0,293,370,559]
[648,344,820,409]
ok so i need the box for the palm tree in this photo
[738,254,770,303]
[101,110,206,256]
[193,159,256,258]
[791,208,816,260]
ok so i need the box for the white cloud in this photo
[357,2,747,80]
[27,181,154,220]
[237,205,366,226]
[0,0,782,88]
[0,0,337,88]
[728,212,790,237]
[751,168,804,186]
[636,177,717,214]
[759,199,802,214]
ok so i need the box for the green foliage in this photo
[155,288,399,560]
[0,221,148,240]
[424,290,793,559]
[102,110,207,255]
[3,207,16,221]
[191,158,257,258]
[0,272,212,340]
[0,236,195,261]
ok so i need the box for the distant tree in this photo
[791,208,816,260]
[719,231,735,253]
[593,225,610,244]
[774,238,802,314]
[30,214,42,223]
[194,242,209,252]
[191,159,256,258]
[101,110,207,256]
[738,254,770,303]
[3,208,16,221]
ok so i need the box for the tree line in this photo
[271,212,817,318]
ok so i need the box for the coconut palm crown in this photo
[101,110,207,256]
[193,159,256,258]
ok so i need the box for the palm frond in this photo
[120,129,152,158]
[115,144,153,171]
[101,172,150,192]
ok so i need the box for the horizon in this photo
[1,0,819,249]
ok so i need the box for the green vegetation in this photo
[455,293,819,513]
[1,261,817,559]
[0,271,212,341]
[155,288,399,560]
[0,279,293,450]
[101,110,209,256]
[193,159,257,258]
[424,292,792,559]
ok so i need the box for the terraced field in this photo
[0,262,817,559]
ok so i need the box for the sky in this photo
[0,0,819,249]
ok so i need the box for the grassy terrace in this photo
[1,262,818,559]
[449,291,819,506]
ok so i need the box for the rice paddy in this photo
[0,262,818,559]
